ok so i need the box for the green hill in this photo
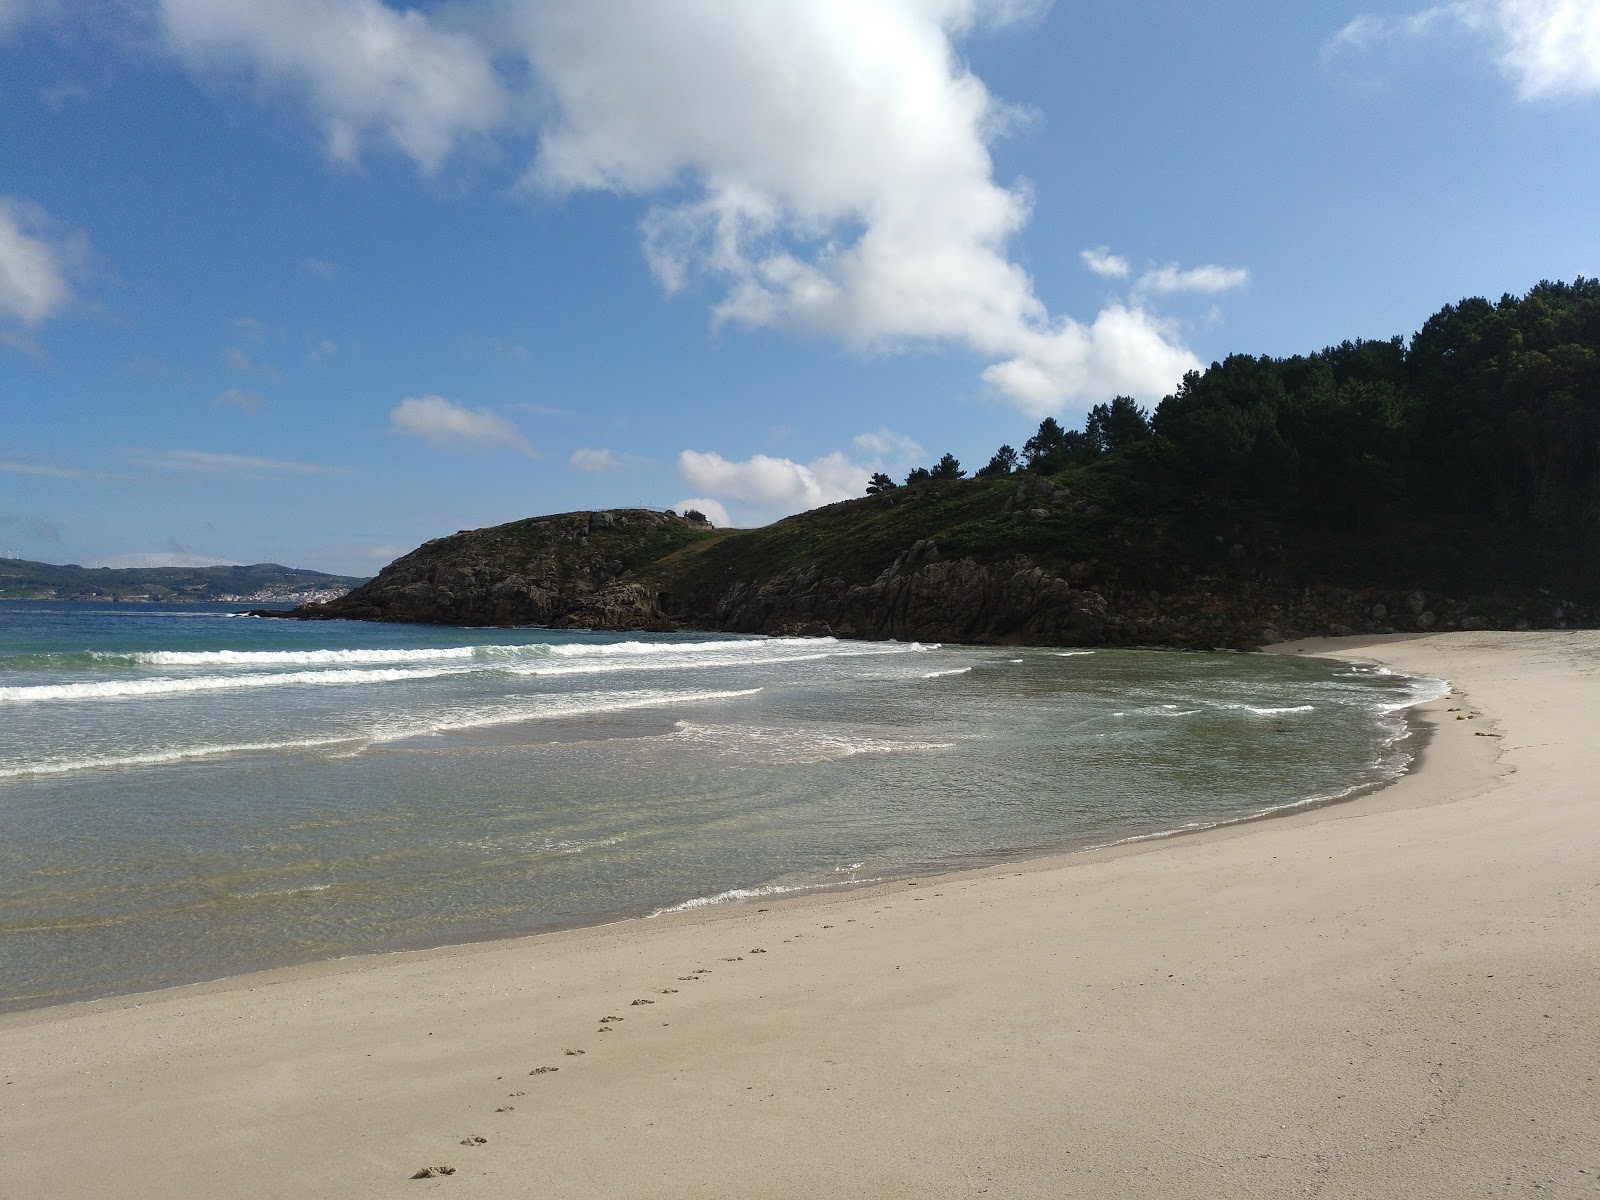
[290,278,1600,647]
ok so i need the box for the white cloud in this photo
[0,196,79,329]
[132,449,345,475]
[157,0,511,170]
[389,394,535,455]
[570,447,646,472]
[1080,246,1131,279]
[1329,1,1600,99]
[1137,263,1250,295]
[678,448,869,518]
[671,497,732,528]
[153,0,1203,413]
[980,304,1203,416]
[852,428,924,464]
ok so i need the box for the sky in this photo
[1,0,1597,574]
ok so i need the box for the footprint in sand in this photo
[529,1066,559,1076]
[495,1106,514,1113]
[564,1049,585,1056]
[411,1165,456,1179]
[631,998,655,1006]
[722,956,743,962]
[508,1091,526,1097]
[750,948,767,953]
[459,1136,488,1146]
[659,988,678,994]
[599,1015,623,1023]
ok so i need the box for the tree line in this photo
[869,279,1600,533]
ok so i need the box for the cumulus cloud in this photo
[148,0,1206,413]
[390,394,535,455]
[157,0,511,170]
[671,497,732,528]
[0,196,81,331]
[679,448,869,517]
[1137,263,1250,296]
[1080,246,1131,279]
[1328,1,1600,99]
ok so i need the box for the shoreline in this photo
[0,652,1441,1019]
[5,631,1595,1198]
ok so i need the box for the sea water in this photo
[0,600,1446,1011]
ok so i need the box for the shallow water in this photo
[0,600,1444,1011]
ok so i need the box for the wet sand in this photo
[3,631,1596,1198]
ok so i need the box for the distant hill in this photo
[0,559,368,603]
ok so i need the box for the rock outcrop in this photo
[284,509,705,630]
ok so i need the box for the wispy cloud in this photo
[569,447,647,472]
[130,449,346,475]
[0,458,119,480]
[389,395,536,455]
[1327,2,1600,100]
[302,256,337,280]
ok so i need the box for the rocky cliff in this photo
[287,509,711,629]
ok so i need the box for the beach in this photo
[3,630,1596,1197]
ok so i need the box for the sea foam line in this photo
[0,665,462,704]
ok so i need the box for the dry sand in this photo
[3,631,1597,1198]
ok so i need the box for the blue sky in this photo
[1,0,1597,574]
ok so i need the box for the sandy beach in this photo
[3,630,1596,1198]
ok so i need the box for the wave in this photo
[0,733,368,779]
[101,646,482,666]
[649,874,887,916]
[922,667,972,679]
[0,665,462,704]
[0,688,765,778]
[670,721,951,764]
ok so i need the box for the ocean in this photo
[0,600,1446,1011]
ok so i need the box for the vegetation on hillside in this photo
[654,279,1600,606]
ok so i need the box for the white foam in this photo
[669,721,951,764]
[0,665,461,704]
[0,734,367,779]
[106,646,481,666]
[648,874,887,916]
[922,667,972,679]
[1054,650,1095,657]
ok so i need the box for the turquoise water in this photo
[0,600,1444,1011]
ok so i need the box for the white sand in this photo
[3,631,1597,1198]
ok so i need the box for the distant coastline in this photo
[0,559,366,604]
